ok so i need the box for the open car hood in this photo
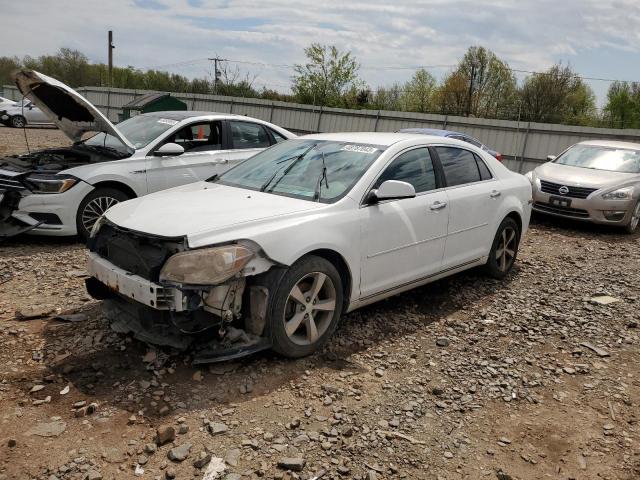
[13,70,135,154]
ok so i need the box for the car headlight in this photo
[524,171,540,189]
[24,174,78,194]
[159,245,255,285]
[601,186,633,200]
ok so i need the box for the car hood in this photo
[13,70,135,154]
[104,182,325,241]
[535,161,638,189]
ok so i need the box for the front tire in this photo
[484,217,520,279]
[269,256,343,358]
[625,200,640,234]
[10,115,26,128]
[76,187,130,240]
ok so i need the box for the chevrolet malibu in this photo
[86,133,532,360]
[0,70,295,239]
[527,140,640,233]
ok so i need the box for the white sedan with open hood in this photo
[0,70,295,239]
[86,132,532,361]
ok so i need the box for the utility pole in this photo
[208,56,226,94]
[108,30,115,87]
[466,62,477,117]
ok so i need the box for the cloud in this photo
[1,0,639,104]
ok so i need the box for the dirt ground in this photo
[0,126,638,480]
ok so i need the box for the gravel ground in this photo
[0,126,638,480]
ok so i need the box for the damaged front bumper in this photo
[85,242,279,363]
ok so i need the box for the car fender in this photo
[63,159,149,197]
[187,203,362,302]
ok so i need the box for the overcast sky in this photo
[3,0,640,106]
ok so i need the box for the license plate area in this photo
[549,195,572,208]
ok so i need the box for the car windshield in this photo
[215,139,385,203]
[82,115,179,151]
[555,144,640,174]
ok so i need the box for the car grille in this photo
[539,180,597,199]
[533,202,590,219]
[0,173,27,192]
[89,224,182,282]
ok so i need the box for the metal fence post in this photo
[315,106,323,133]
[519,122,531,173]
[106,88,111,121]
[269,102,275,123]
[443,115,448,129]
[373,110,381,132]
[229,99,234,114]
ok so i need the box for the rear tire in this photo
[484,217,520,279]
[76,187,130,241]
[10,115,26,128]
[269,256,343,358]
[624,200,640,234]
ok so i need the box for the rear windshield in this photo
[555,144,640,174]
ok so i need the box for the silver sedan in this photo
[526,140,640,233]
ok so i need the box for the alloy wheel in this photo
[283,271,337,346]
[495,226,517,272]
[81,196,119,232]
[630,202,640,232]
[11,116,25,128]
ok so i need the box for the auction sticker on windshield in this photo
[341,145,378,154]
[157,118,179,126]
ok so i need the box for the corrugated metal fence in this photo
[4,84,640,173]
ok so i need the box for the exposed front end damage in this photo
[86,222,283,363]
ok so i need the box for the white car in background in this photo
[0,96,16,111]
[0,70,295,239]
[0,98,53,128]
[86,132,532,361]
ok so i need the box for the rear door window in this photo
[230,121,271,149]
[436,147,482,186]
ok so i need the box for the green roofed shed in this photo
[119,93,187,121]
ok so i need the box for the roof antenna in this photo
[21,95,30,154]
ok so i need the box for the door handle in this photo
[490,190,502,198]
[430,201,447,211]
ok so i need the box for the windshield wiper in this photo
[313,151,329,202]
[259,143,317,192]
[76,143,126,157]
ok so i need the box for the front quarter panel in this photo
[63,155,149,196]
[187,198,362,302]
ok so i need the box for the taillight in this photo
[494,152,503,162]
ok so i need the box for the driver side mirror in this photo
[154,142,185,157]
[368,180,416,204]
[546,155,556,162]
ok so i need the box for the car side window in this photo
[269,128,288,144]
[474,154,493,180]
[164,121,223,153]
[230,121,271,149]
[374,148,436,194]
[436,147,482,187]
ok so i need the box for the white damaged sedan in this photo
[86,133,532,361]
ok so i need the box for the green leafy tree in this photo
[603,81,640,128]
[519,64,597,124]
[434,46,517,117]
[400,69,436,113]
[292,43,363,107]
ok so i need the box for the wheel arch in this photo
[89,180,138,199]
[297,248,353,312]
[505,210,522,234]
